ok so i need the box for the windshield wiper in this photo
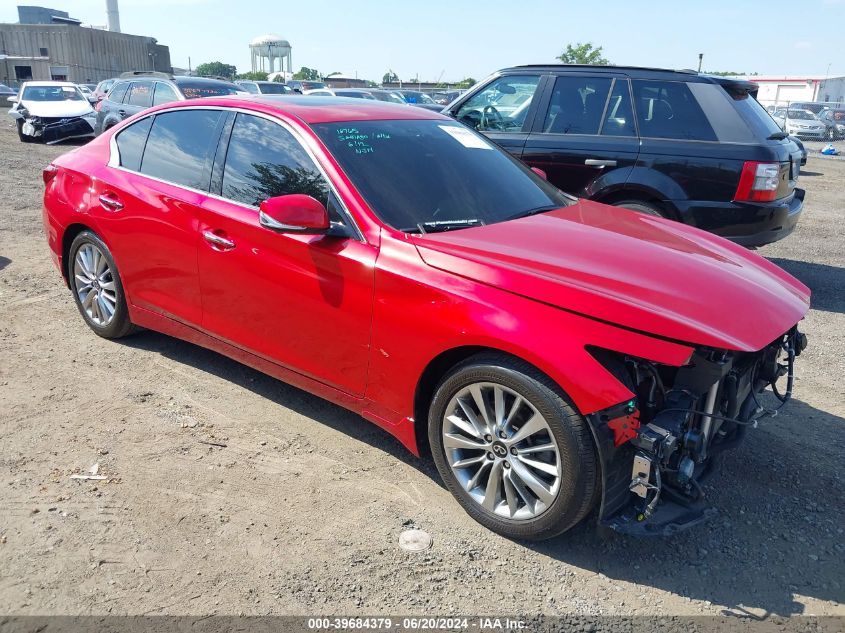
[416,219,484,234]
[504,204,561,222]
[768,131,789,140]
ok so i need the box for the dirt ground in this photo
[1,120,843,618]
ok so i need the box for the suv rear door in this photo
[448,73,548,157]
[521,73,640,196]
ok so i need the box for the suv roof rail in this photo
[193,75,236,82]
[119,71,173,79]
[510,63,699,75]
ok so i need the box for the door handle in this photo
[584,159,617,167]
[202,230,236,251]
[98,193,124,211]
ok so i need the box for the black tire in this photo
[16,119,35,143]
[68,231,137,339]
[428,354,599,541]
[612,200,664,217]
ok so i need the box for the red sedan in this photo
[42,96,809,540]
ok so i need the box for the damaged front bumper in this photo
[586,326,807,537]
[20,114,96,144]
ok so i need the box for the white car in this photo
[770,108,826,139]
[7,81,97,144]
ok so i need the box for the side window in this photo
[108,81,129,103]
[126,81,153,108]
[115,116,153,171]
[601,79,636,137]
[542,76,612,134]
[140,110,223,190]
[152,82,179,106]
[455,75,541,132]
[221,113,330,209]
[633,80,717,141]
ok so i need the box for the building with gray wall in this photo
[0,6,170,85]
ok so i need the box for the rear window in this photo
[115,116,153,171]
[176,81,241,99]
[140,110,222,189]
[257,83,289,94]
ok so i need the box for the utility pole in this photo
[698,53,703,73]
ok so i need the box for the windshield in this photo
[313,120,573,233]
[788,110,816,121]
[22,85,84,102]
[258,83,290,94]
[176,81,241,99]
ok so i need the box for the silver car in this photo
[771,108,826,139]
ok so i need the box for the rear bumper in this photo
[673,188,804,247]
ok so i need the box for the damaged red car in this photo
[42,97,809,540]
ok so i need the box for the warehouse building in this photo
[0,5,171,86]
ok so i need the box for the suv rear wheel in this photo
[428,354,599,540]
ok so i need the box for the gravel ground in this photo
[0,120,843,618]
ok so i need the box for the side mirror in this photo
[7,96,17,104]
[530,167,548,181]
[259,194,330,234]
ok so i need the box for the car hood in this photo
[18,99,94,118]
[413,200,810,352]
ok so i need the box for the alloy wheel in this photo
[442,382,562,520]
[73,243,117,326]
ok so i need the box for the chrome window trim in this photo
[107,105,366,243]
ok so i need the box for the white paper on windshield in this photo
[438,125,493,150]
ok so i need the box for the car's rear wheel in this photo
[612,200,664,217]
[69,231,136,339]
[428,354,599,540]
[16,120,35,143]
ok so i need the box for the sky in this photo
[2,0,844,81]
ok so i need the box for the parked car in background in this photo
[431,89,463,105]
[304,88,376,99]
[790,135,807,166]
[0,83,16,99]
[235,80,294,95]
[770,108,826,139]
[445,65,805,246]
[819,108,845,140]
[287,80,326,93]
[95,73,243,134]
[7,81,96,143]
[92,78,117,103]
[41,96,809,540]
[77,84,97,102]
[395,90,444,111]
[365,89,407,103]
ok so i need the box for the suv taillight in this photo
[735,161,780,202]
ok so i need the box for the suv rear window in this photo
[633,80,716,141]
[175,81,240,99]
[126,81,153,107]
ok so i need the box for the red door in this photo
[196,112,376,396]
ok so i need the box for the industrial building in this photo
[744,74,845,108]
[0,4,171,86]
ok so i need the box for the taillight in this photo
[734,161,780,202]
[94,99,103,112]
[42,164,58,185]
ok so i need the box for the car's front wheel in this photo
[68,231,136,339]
[428,354,599,540]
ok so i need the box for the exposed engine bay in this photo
[588,326,808,536]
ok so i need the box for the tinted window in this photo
[126,81,153,108]
[257,83,289,94]
[140,110,222,189]
[602,79,636,136]
[222,113,330,208]
[313,120,572,232]
[115,116,153,171]
[542,76,611,134]
[455,75,541,132]
[239,82,260,94]
[633,80,716,141]
[22,85,84,102]
[108,81,129,103]
[152,82,179,106]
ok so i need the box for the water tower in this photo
[250,35,292,75]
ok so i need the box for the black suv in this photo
[445,65,805,246]
[95,73,242,135]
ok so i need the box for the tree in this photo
[557,42,609,65]
[455,77,476,89]
[382,71,399,83]
[292,66,321,81]
[195,61,237,79]
[237,71,268,81]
